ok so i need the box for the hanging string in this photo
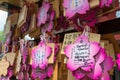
[40,32,47,44]
[77,18,83,28]
[80,20,92,37]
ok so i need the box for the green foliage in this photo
[0,31,5,43]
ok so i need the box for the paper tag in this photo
[14,50,22,74]
[4,20,11,36]
[0,59,9,76]
[3,52,16,66]
[8,13,19,25]
[17,5,28,28]
[61,32,101,54]
[29,13,36,33]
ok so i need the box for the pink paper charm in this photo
[18,71,24,80]
[63,0,90,18]
[64,34,114,80]
[49,10,55,21]
[72,8,97,29]
[19,39,28,64]
[0,77,9,80]
[31,67,46,80]
[42,21,53,33]
[100,56,114,80]
[100,0,112,7]
[7,67,13,78]
[64,35,100,71]
[37,2,50,27]
[18,64,30,80]
[73,48,106,80]
[31,41,52,69]
[42,11,55,33]
[116,54,120,70]
[31,65,53,79]
[72,49,113,80]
